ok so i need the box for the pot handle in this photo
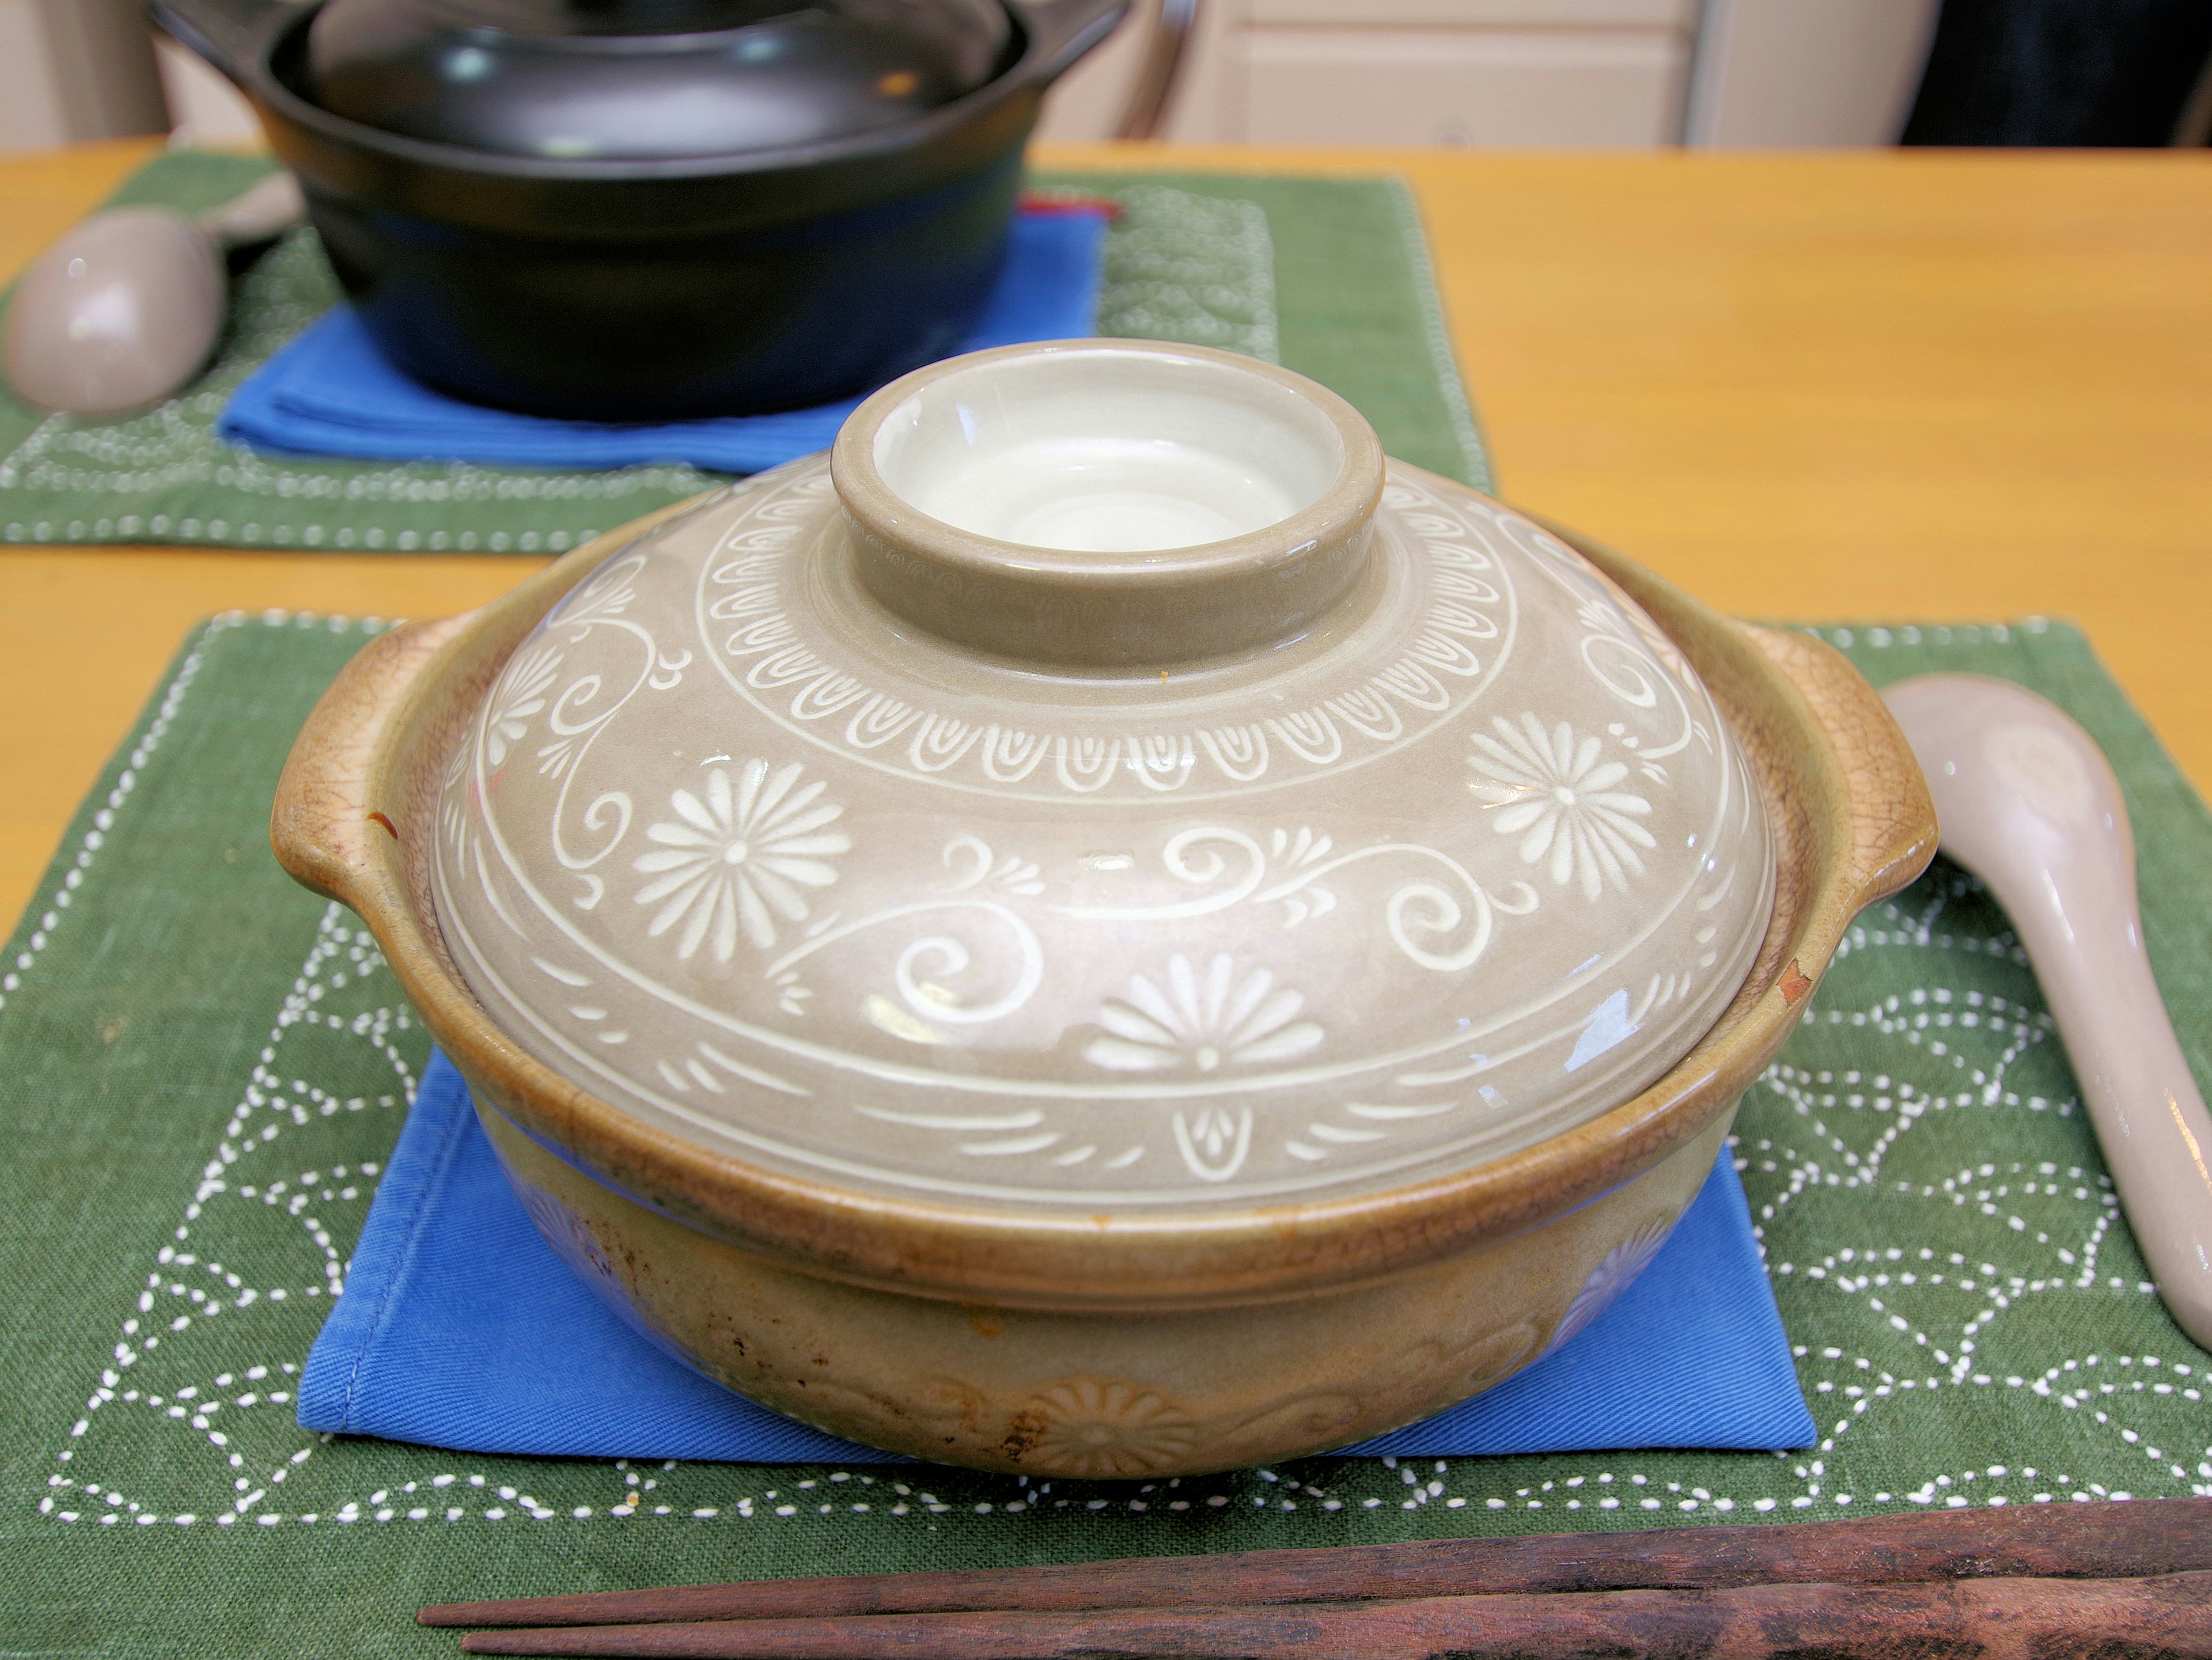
[1738,621,1939,915]
[145,0,299,84]
[1115,0,1198,139]
[1011,0,1131,79]
[270,614,471,911]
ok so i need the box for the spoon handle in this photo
[195,170,305,249]
[1884,674,2212,1350]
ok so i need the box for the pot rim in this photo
[271,476,1936,1311]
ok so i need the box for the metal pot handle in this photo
[145,0,300,84]
[1116,0,1199,139]
[1011,0,1131,81]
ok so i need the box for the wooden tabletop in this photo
[3,138,2210,935]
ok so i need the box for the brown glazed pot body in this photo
[271,479,1933,1477]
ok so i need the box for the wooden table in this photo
[4,138,2210,935]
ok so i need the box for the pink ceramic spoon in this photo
[1884,673,2212,1349]
[1,170,302,418]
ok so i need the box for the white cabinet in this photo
[1041,0,1698,146]
[1037,0,1940,149]
[0,0,166,152]
[1235,29,1689,148]
[1684,0,1938,146]
[1247,1,1694,24]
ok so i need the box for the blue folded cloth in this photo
[300,1053,1814,1462]
[220,208,1108,474]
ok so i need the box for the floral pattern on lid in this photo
[631,761,850,961]
[433,449,1772,1211]
[1470,714,1660,900]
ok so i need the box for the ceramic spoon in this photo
[1884,673,2212,1348]
[2,170,304,418]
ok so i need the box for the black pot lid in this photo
[302,0,1017,161]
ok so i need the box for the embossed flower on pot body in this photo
[632,761,849,960]
[1539,1214,1677,1359]
[1083,953,1322,1073]
[1469,714,1657,900]
[1018,1378,1197,1478]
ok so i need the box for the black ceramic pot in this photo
[151,0,1125,419]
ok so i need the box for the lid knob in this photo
[831,341,1385,669]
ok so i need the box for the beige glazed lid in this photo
[432,342,1773,1214]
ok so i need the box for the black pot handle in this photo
[145,0,301,84]
[1012,0,1130,81]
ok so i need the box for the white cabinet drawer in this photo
[1233,29,1688,147]
[1248,0,1694,25]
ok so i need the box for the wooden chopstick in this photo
[452,1572,2212,1657]
[419,1495,2212,1629]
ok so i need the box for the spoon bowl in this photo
[2,206,225,419]
[2,171,305,419]
[1884,672,2212,1349]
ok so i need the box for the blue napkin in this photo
[300,1053,1813,1462]
[219,208,1108,474]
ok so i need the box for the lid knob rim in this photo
[831,340,1388,669]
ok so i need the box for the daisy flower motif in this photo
[632,761,850,961]
[1084,953,1322,1074]
[1470,713,1657,900]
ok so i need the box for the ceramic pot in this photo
[271,342,1935,1476]
[149,0,1124,419]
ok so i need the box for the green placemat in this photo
[2,609,2207,1655]
[0,154,1486,554]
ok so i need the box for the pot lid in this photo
[300,0,1014,161]
[433,343,1773,1214]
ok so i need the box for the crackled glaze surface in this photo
[431,448,1772,1210]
